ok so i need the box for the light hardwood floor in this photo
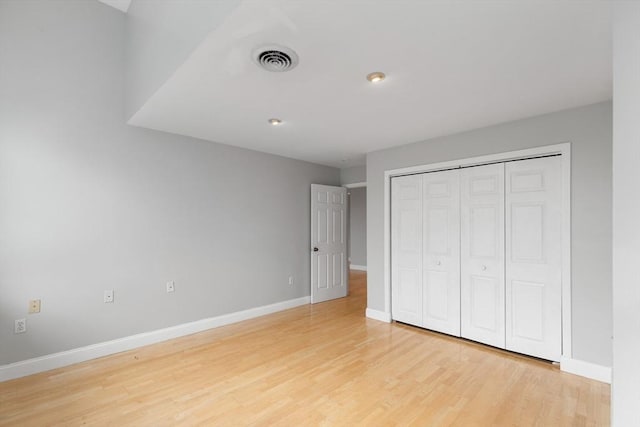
[0,271,610,426]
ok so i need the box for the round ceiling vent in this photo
[253,45,299,72]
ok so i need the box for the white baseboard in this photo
[560,356,611,384]
[0,296,310,383]
[350,265,367,271]
[365,308,391,323]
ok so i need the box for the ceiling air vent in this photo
[253,45,299,72]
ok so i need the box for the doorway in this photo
[347,185,367,272]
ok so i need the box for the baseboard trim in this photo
[365,308,391,323]
[0,296,310,383]
[560,356,611,384]
[350,265,367,271]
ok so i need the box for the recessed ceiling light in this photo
[366,72,386,83]
[268,118,283,126]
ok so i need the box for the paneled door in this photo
[422,170,461,336]
[391,174,423,325]
[460,163,506,348]
[311,184,348,304]
[505,156,562,361]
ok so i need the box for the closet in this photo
[391,155,562,361]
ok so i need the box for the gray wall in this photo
[349,187,367,267]
[0,0,339,365]
[612,2,640,423]
[125,0,240,118]
[367,102,612,367]
[340,165,366,185]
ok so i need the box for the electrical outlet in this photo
[14,319,26,334]
[288,276,294,285]
[104,290,114,303]
[166,281,175,293]
[28,299,41,314]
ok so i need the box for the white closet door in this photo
[461,163,505,348]
[391,174,423,326]
[422,170,461,336]
[505,156,562,361]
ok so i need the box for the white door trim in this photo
[344,181,367,189]
[383,143,572,358]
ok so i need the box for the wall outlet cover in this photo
[104,290,114,303]
[15,318,26,334]
[28,299,41,314]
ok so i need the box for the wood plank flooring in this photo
[0,271,610,426]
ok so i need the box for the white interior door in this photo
[505,156,562,361]
[422,170,461,336]
[461,163,506,348]
[391,175,423,325]
[311,184,348,304]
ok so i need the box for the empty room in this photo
[1,0,638,425]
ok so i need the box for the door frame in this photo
[344,181,367,189]
[383,143,572,359]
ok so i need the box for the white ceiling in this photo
[98,0,131,13]
[129,0,612,168]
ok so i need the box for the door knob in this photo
[436,261,441,266]
[481,265,487,271]
[313,247,319,252]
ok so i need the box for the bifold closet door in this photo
[505,156,562,361]
[391,174,423,326]
[460,163,505,348]
[422,170,460,336]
